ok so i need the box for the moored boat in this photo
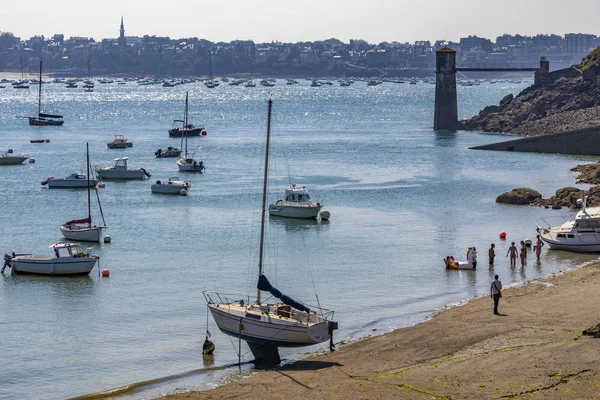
[151,177,190,195]
[95,157,150,180]
[42,173,98,189]
[2,242,98,276]
[28,61,64,126]
[268,184,324,219]
[155,146,182,158]
[107,134,133,148]
[0,151,29,165]
[168,92,207,137]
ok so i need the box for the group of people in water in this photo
[445,235,544,270]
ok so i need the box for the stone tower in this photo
[118,15,126,47]
[434,47,458,130]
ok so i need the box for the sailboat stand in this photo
[203,99,338,365]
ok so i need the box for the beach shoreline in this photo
[160,261,600,400]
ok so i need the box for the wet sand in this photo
[161,262,600,399]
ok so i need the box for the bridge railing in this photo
[456,62,538,71]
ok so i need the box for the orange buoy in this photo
[499,231,507,239]
[101,269,110,278]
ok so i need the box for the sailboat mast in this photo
[184,92,189,157]
[38,61,42,116]
[257,98,273,304]
[86,142,92,226]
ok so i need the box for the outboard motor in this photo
[328,320,338,352]
[141,168,151,178]
[41,176,54,186]
[2,253,12,274]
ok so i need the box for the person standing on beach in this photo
[507,242,518,266]
[488,243,495,267]
[535,235,544,260]
[520,240,527,266]
[490,274,502,315]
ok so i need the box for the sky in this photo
[1,0,599,44]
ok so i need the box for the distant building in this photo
[564,33,597,54]
[118,16,126,47]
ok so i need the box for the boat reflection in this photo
[268,216,329,231]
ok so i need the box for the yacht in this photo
[95,157,150,180]
[268,184,325,219]
[536,197,600,253]
[107,134,133,149]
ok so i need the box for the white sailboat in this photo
[176,129,205,173]
[60,143,107,242]
[204,99,338,364]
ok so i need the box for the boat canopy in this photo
[39,113,63,119]
[64,217,91,225]
[257,274,311,313]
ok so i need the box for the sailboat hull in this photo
[29,117,64,126]
[60,225,105,242]
[208,303,331,347]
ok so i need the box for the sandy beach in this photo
[162,263,600,400]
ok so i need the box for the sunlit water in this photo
[0,79,597,400]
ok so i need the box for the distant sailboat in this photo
[28,61,64,126]
[168,92,206,137]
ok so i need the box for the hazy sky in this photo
[2,0,598,43]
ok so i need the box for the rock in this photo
[583,323,600,338]
[571,161,600,184]
[496,188,542,205]
[499,94,514,108]
[551,205,562,210]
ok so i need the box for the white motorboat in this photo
[536,197,600,253]
[268,184,324,219]
[2,242,98,276]
[155,146,181,158]
[204,99,337,365]
[60,143,107,242]
[0,151,29,165]
[151,177,190,195]
[96,157,150,180]
[42,173,98,188]
[107,134,133,148]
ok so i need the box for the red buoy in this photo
[201,130,207,136]
[98,183,105,189]
[499,231,507,239]
[101,269,110,278]
[12,252,16,258]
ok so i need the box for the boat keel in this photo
[247,342,281,366]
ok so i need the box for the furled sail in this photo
[257,274,311,313]
[64,217,91,225]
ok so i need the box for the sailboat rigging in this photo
[60,143,107,242]
[29,60,64,126]
[204,99,337,364]
[168,91,206,137]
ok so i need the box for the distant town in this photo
[0,18,598,78]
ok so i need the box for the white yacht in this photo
[107,134,133,149]
[0,151,29,165]
[151,177,190,195]
[536,197,600,253]
[3,242,98,275]
[42,173,98,189]
[268,184,325,219]
[95,157,150,180]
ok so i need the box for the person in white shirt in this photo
[490,275,502,315]
[468,247,477,269]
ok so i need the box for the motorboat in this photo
[107,134,133,148]
[42,173,98,188]
[60,143,107,242]
[2,242,98,276]
[0,151,29,165]
[168,92,207,137]
[268,184,324,219]
[30,139,50,143]
[151,177,190,195]
[536,196,600,252]
[204,99,337,365]
[95,157,150,180]
[155,146,182,158]
[28,61,64,126]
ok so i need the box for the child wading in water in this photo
[488,243,495,267]
[520,240,527,266]
[535,235,544,260]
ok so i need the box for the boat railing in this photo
[203,291,251,306]
[536,215,571,231]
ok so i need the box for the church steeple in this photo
[118,15,126,47]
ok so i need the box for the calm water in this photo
[0,79,597,400]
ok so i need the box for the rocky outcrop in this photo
[496,188,542,205]
[462,47,600,137]
[571,161,600,184]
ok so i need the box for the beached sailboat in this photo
[168,92,206,138]
[60,143,107,242]
[28,61,64,126]
[204,99,338,364]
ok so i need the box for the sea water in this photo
[0,79,597,400]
